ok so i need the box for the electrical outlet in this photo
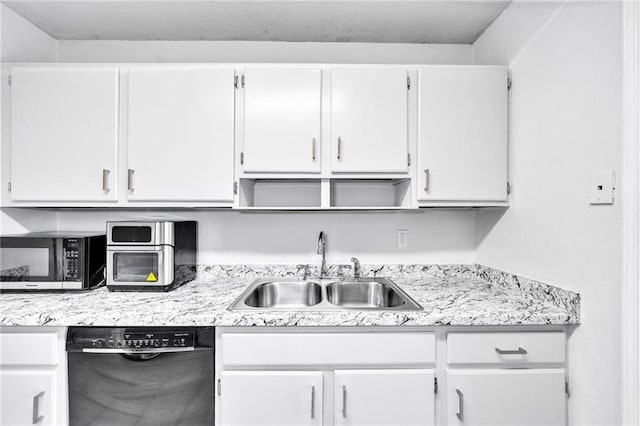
[590,170,615,205]
[397,230,408,248]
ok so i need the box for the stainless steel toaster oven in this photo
[106,221,197,292]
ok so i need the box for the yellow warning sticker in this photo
[146,272,157,282]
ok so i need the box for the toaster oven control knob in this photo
[93,339,103,348]
[173,339,180,346]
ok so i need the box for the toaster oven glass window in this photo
[113,253,159,282]
[111,226,152,243]
[0,248,51,280]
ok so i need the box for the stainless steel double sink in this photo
[228,277,423,311]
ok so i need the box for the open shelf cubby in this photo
[238,179,322,208]
[330,179,412,208]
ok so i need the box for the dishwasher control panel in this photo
[83,330,195,350]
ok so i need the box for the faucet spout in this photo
[317,232,329,278]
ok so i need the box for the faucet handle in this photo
[337,264,352,280]
[350,257,362,279]
[296,264,311,280]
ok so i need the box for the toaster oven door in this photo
[107,222,174,246]
[107,246,174,287]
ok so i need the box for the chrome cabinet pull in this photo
[337,137,342,160]
[424,169,430,192]
[127,169,134,191]
[312,138,317,161]
[456,389,463,421]
[310,386,316,419]
[342,385,347,418]
[102,169,110,192]
[495,347,528,355]
[32,391,44,424]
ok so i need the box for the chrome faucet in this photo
[351,257,362,280]
[317,232,329,278]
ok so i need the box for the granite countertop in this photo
[0,264,580,327]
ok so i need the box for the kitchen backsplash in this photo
[48,208,477,264]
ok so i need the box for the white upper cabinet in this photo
[242,68,322,173]
[418,66,508,202]
[127,66,235,202]
[330,68,409,173]
[10,67,119,202]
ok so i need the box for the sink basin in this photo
[228,277,422,311]
[326,281,407,308]
[242,281,322,308]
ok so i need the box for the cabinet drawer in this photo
[0,332,59,366]
[222,332,435,366]
[447,332,565,365]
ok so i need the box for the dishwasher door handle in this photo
[81,347,194,354]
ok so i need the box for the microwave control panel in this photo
[63,238,81,281]
[84,331,195,351]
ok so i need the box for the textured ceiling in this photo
[2,1,511,43]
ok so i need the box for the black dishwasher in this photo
[66,327,214,426]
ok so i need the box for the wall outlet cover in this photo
[590,170,615,205]
[397,229,408,248]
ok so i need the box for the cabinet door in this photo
[331,68,409,173]
[0,370,56,426]
[10,67,119,201]
[447,369,566,426]
[418,67,508,201]
[243,68,321,173]
[220,371,322,426]
[128,66,235,202]
[334,369,435,426]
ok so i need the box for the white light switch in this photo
[397,229,408,248]
[590,170,615,205]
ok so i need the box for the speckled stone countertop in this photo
[0,264,580,327]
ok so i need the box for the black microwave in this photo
[0,232,106,291]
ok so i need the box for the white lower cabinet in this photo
[217,329,568,426]
[334,369,435,426]
[0,370,56,426]
[220,371,323,426]
[0,327,66,426]
[446,369,566,426]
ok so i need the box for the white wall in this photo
[0,4,57,62]
[56,40,472,64]
[0,207,56,234]
[54,209,476,265]
[473,2,623,425]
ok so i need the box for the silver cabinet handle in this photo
[312,138,317,161]
[310,386,316,420]
[495,347,528,355]
[32,391,44,424]
[342,385,347,418]
[102,169,110,192]
[127,169,134,191]
[456,389,463,421]
[337,137,342,160]
[424,169,430,192]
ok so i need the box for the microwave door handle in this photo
[55,239,64,281]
